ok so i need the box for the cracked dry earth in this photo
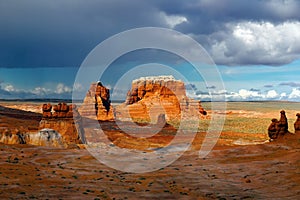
[0,134,299,200]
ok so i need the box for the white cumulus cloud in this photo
[238,89,261,100]
[3,84,16,92]
[266,90,278,99]
[288,88,300,100]
[209,21,300,65]
[55,83,72,94]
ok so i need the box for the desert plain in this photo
[0,101,299,199]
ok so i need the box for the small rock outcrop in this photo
[294,113,300,134]
[115,76,206,122]
[268,118,279,139]
[39,103,85,145]
[78,82,114,121]
[268,110,290,140]
[28,128,64,147]
[277,110,289,135]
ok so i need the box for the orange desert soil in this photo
[0,104,299,199]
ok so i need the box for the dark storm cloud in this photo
[195,91,209,96]
[0,0,167,68]
[185,83,197,90]
[250,88,260,92]
[264,84,274,88]
[1,0,300,68]
[279,82,300,87]
[157,0,300,34]
[206,85,216,89]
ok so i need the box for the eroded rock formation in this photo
[39,103,85,146]
[294,113,300,134]
[268,110,290,140]
[277,110,289,135]
[268,118,279,139]
[78,82,114,121]
[115,76,206,122]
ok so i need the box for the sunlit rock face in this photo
[27,128,65,147]
[39,103,85,146]
[0,128,22,145]
[78,82,114,121]
[115,76,206,123]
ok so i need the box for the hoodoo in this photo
[78,82,114,121]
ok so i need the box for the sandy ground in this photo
[0,102,299,199]
[0,135,299,199]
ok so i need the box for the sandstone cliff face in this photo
[39,103,85,146]
[78,82,114,121]
[115,76,206,122]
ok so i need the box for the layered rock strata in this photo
[78,82,114,121]
[115,76,206,122]
[39,103,85,146]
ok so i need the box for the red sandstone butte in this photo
[115,75,206,122]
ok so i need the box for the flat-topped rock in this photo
[115,76,206,122]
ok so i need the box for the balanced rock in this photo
[115,76,206,122]
[294,113,300,134]
[78,82,114,121]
